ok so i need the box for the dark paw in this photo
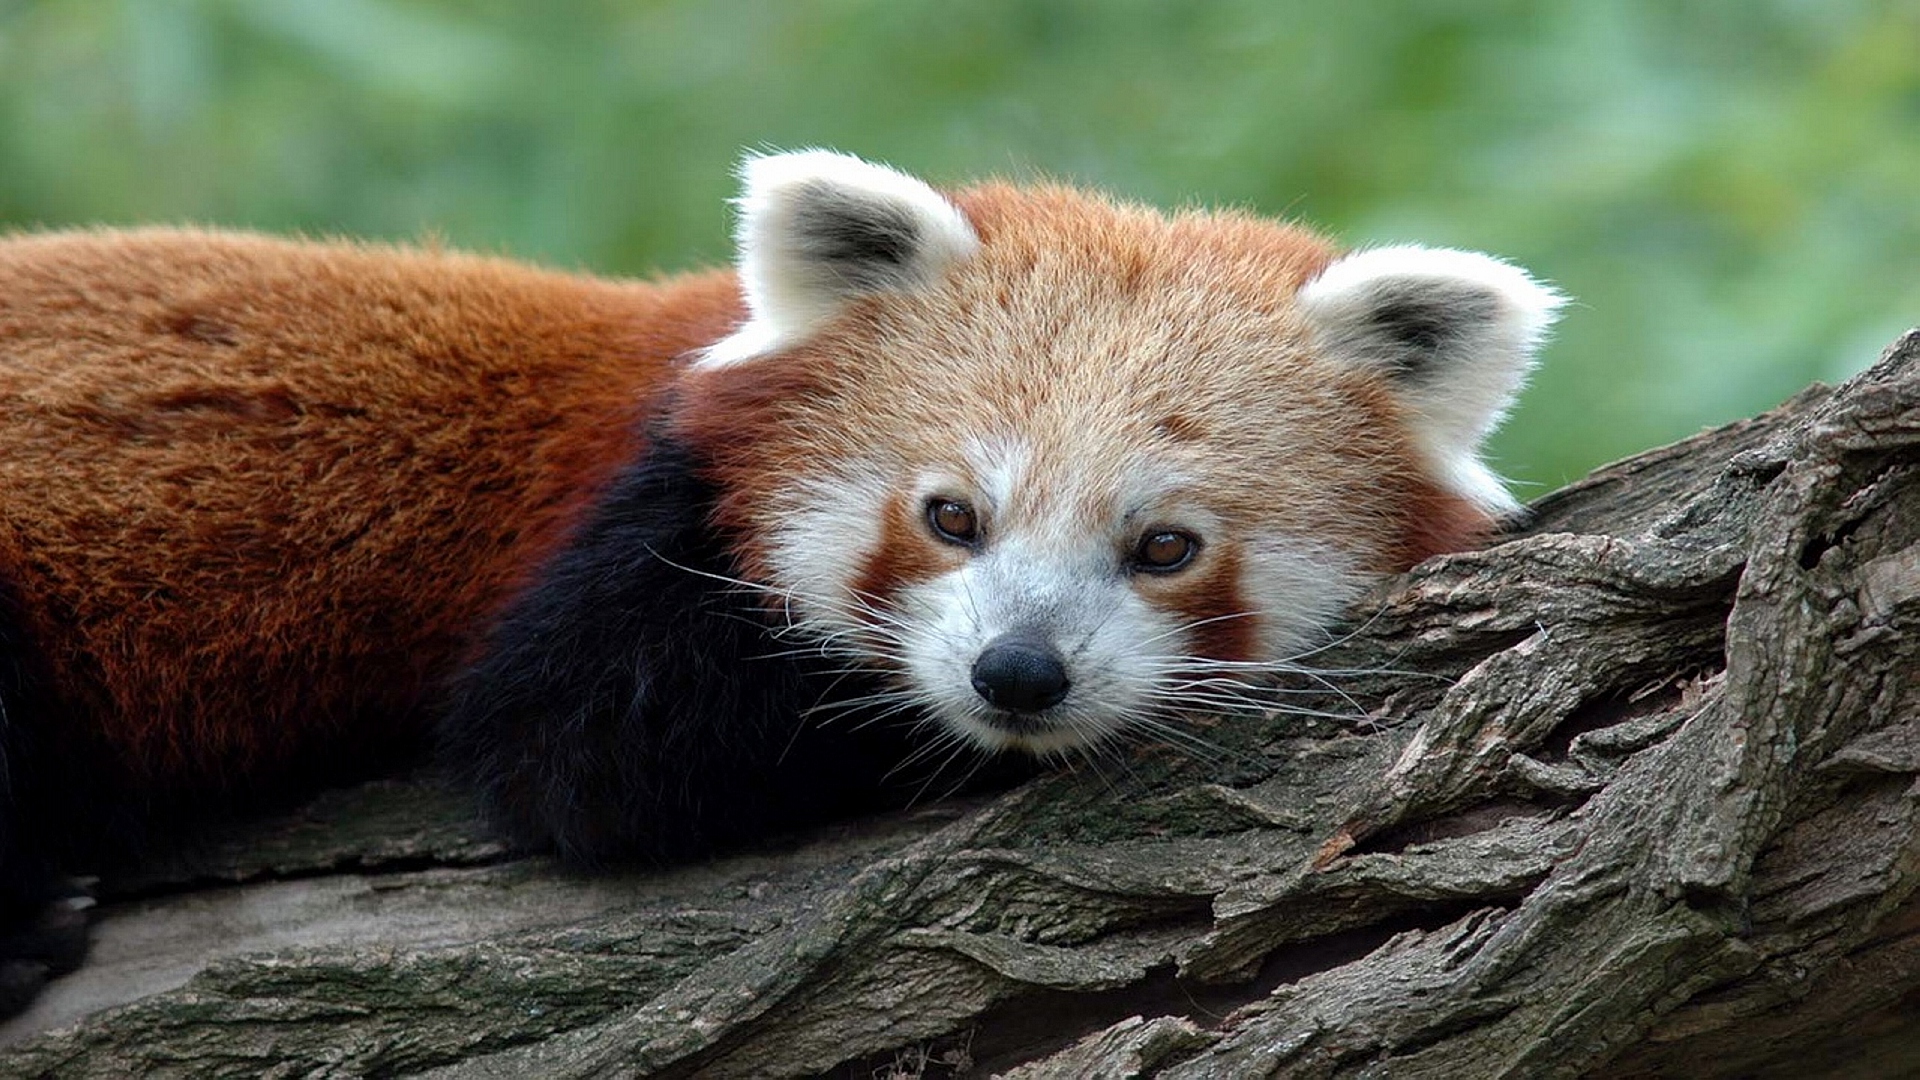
[0,879,95,1019]
[0,957,52,1019]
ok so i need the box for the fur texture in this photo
[1297,245,1567,512]
[0,151,1562,1017]
[439,431,994,865]
[0,230,741,1012]
[702,150,981,368]
[673,164,1561,753]
[0,230,738,804]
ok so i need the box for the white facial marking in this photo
[963,435,1029,522]
[898,552,1181,755]
[799,440,1363,755]
[762,462,892,635]
[711,157,1464,758]
[1240,540,1363,661]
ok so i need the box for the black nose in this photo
[970,635,1071,713]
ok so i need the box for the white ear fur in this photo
[1297,245,1566,513]
[696,150,979,369]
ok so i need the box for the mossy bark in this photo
[5,332,1918,1079]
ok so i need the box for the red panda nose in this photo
[970,635,1071,713]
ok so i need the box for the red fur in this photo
[667,348,851,587]
[1395,482,1501,569]
[675,181,1489,653]
[0,230,740,789]
[1154,546,1258,664]
[848,492,964,614]
[0,198,1504,803]
[0,165,1550,1032]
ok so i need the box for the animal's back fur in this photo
[0,230,740,811]
[0,153,1568,1023]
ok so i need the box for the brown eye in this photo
[1134,529,1199,572]
[926,498,979,546]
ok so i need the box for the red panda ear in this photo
[696,150,979,369]
[1297,245,1567,514]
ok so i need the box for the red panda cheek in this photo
[1394,481,1500,570]
[1142,544,1257,663]
[848,492,964,612]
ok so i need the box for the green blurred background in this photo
[2,1,1915,493]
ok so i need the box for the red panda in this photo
[0,151,1562,1011]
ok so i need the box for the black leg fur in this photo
[441,435,994,866]
[0,584,93,1020]
[0,869,93,1019]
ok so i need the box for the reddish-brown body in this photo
[0,230,740,790]
[0,155,1565,1023]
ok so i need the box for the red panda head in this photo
[674,151,1564,756]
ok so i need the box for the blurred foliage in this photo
[1,0,1915,490]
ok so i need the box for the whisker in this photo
[1160,674,1337,697]
[1172,695,1368,724]
[1063,739,1130,796]
[902,733,981,803]
[843,700,933,735]
[1117,714,1234,765]
[1131,609,1264,651]
[926,746,999,805]
[638,544,932,654]
[1071,606,1129,670]
[957,574,984,636]
[1268,604,1397,665]
[801,689,921,719]
[1152,655,1438,681]
[887,721,972,777]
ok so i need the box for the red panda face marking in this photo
[682,150,1564,758]
[708,417,1369,755]
[0,153,1567,976]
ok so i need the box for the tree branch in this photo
[4,331,1917,1079]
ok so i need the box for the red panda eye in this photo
[926,498,979,546]
[1134,530,1199,572]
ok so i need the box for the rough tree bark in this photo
[2,332,1916,1079]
